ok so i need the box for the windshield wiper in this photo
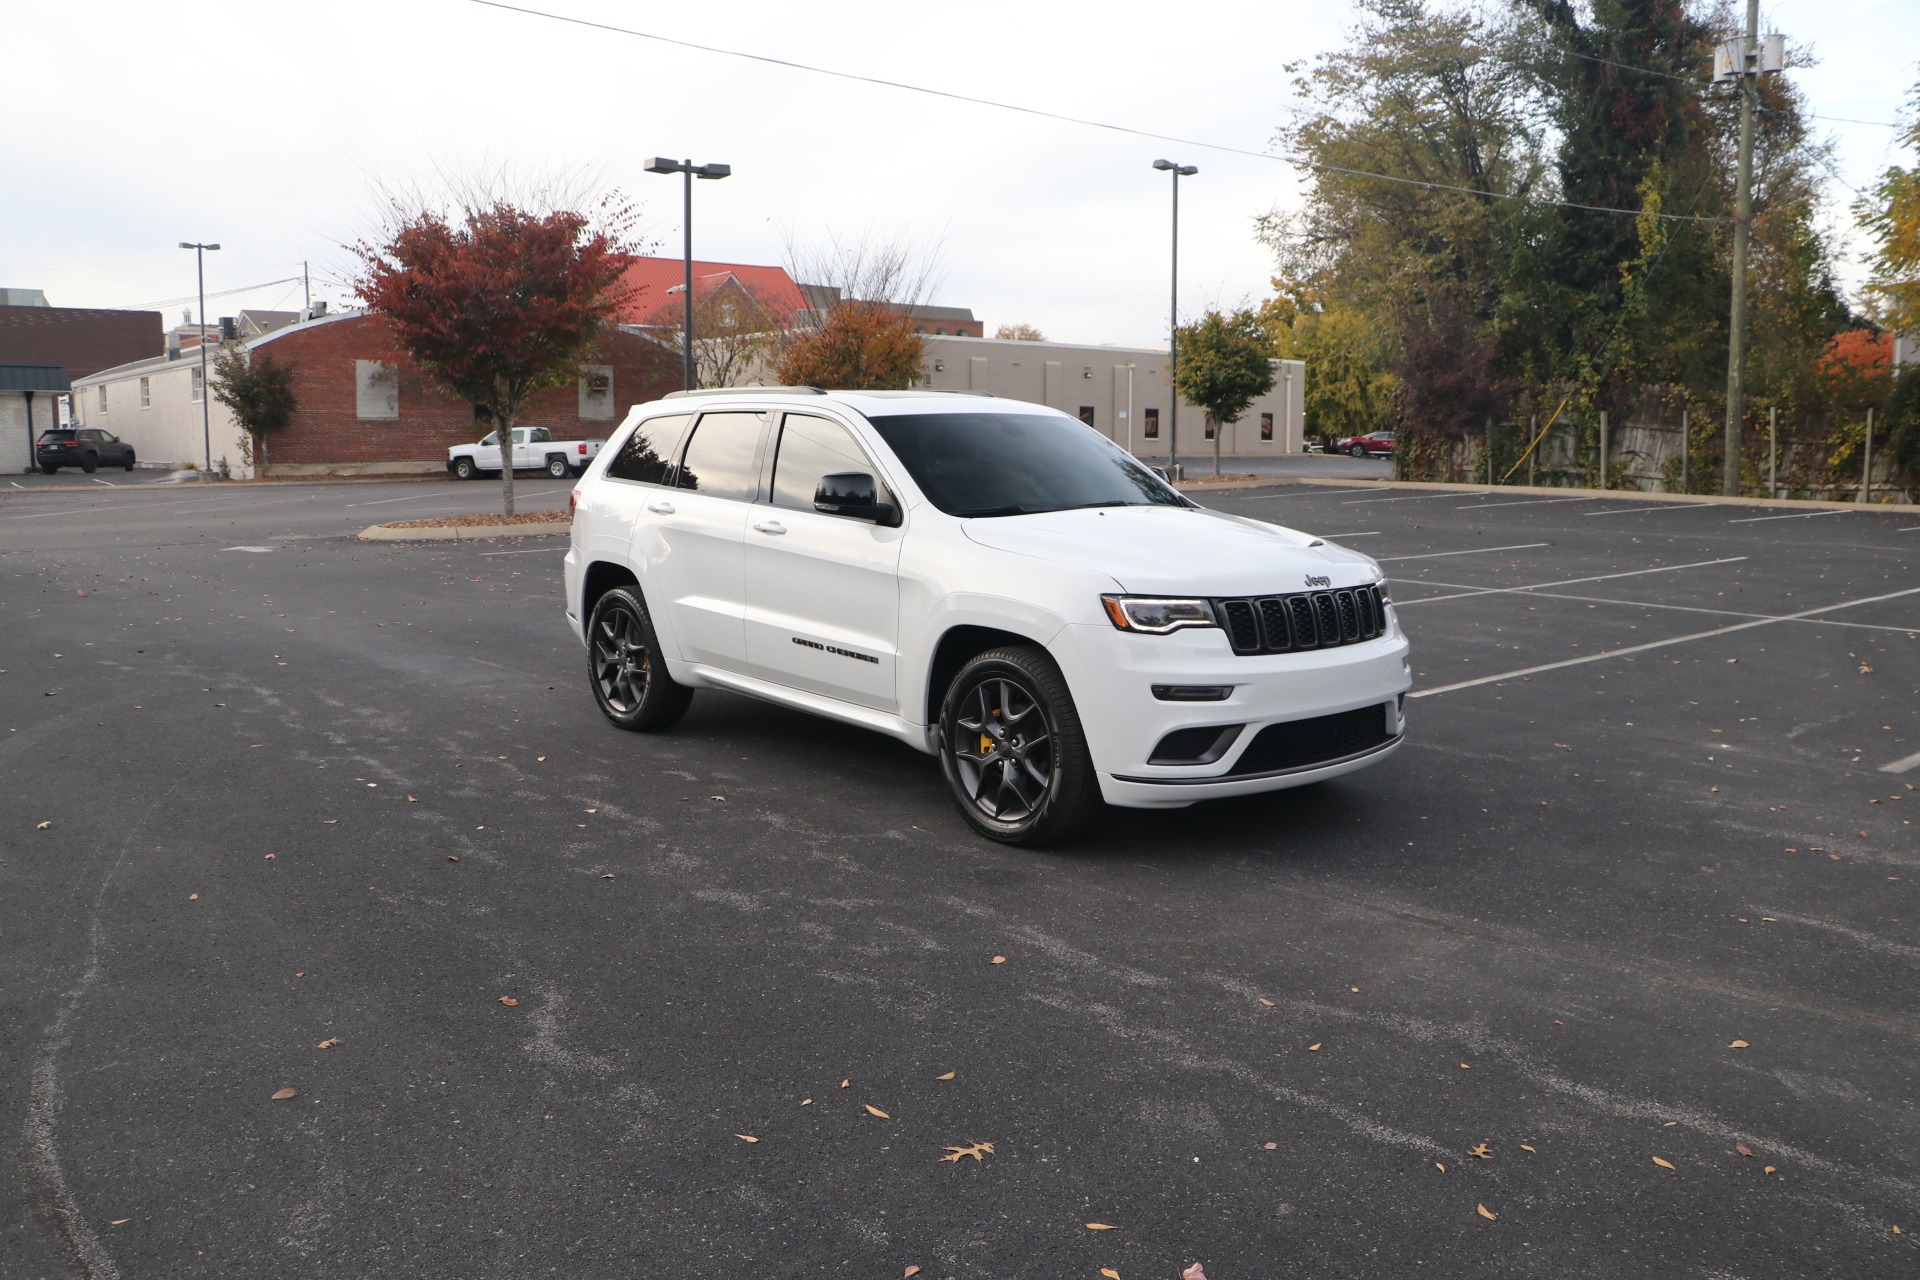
[1058,500,1140,511]
[952,504,1040,518]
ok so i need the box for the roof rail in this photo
[662,385,826,398]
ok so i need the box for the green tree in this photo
[1174,308,1278,475]
[210,343,297,477]
[993,322,1046,341]
[1261,285,1397,444]
[1856,79,1920,337]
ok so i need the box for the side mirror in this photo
[814,472,898,525]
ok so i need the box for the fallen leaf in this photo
[36,821,51,829]
[110,1219,130,1226]
[1729,1039,1750,1049]
[1101,1271,1121,1279]
[1181,1267,1208,1280]
[841,1079,850,1089]
[1652,1156,1676,1171]
[938,1141,994,1163]
[323,819,337,825]
[1434,1162,1446,1172]
[1664,1121,1678,1127]
[936,1072,956,1081]
[1764,1165,1776,1175]
[1894,1226,1902,1236]
[801,1099,812,1106]
[263,853,275,860]
[407,795,417,803]
[905,1268,921,1278]
[1257,998,1275,1007]
[735,1134,759,1143]
[585,808,598,814]
[271,1088,297,1101]
[315,1038,340,1050]
[1460,1062,1472,1069]
[1263,1142,1277,1150]
[1520,1144,1536,1153]
[1308,1043,1322,1052]
[1085,1222,1117,1231]
[188,893,198,901]
[1476,1204,1498,1221]
[990,955,1006,964]
[865,1105,891,1119]
[498,996,519,1007]
[1468,1143,1493,1159]
[447,855,460,862]
[1736,1143,1754,1157]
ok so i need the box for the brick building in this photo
[0,301,164,382]
[71,311,679,477]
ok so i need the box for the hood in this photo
[960,505,1381,596]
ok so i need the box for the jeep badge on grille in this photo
[1304,574,1331,588]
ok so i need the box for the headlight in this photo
[1100,595,1217,634]
[1375,577,1391,604]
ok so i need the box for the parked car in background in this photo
[448,426,603,480]
[1334,431,1395,458]
[37,428,135,474]
[564,389,1409,846]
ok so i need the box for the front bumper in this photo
[1049,614,1412,809]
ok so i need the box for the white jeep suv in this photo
[564,389,1410,845]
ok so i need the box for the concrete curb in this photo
[1193,474,1920,513]
[357,522,568,542]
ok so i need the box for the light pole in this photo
[645,157,731,391]
[1152,160,1197,479]
[179,241,221,476]
[1124,361,1136,457]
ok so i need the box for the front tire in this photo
[1350,444,1366,457]
[545,454,570,479]
[938,646,1100,846]
[587,586,693,732]
[453,457,477,480]
[82,453,98,473]
[124,451,136,471]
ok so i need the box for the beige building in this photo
[915,335,1305,465]
[71,349,249,476]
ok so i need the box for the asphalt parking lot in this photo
[2,478,1916,1278]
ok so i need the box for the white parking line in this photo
[1903,526,1920,533]
[478,547,567,556]
[350,491,459,507]
[1377,543,1549,563]
[1409,584,1920,698]
[1726,509,1852,524]
[90,478,117,487]
[1882,749,1920,775]
[1320,531,1381,538]
[1414,582,1920,635]
[1582,502,1717,516]
[1393,556,1748,605]
[1339,491,1489,505]
[1457,495,1602,510]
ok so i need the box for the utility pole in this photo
[1716,3,1783,496]
[303,261,311,315]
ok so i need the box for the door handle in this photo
[646,500,676,515]
[751,520,787,536]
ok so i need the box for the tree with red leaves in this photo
[777,302,924,390]
[352,197,638,514]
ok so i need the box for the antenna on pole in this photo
[1717,3,1785,497]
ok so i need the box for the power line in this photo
[117,277,306,312]
[466,0,1726,224]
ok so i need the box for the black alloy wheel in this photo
[587,586,692,731]
[938,646,1099,846]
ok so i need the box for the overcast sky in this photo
[4,0,1915,347]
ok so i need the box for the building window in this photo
[99,385,110,412]
[189,369,203,403]
[140,377,151,409]
[1260,411,1273,441]
[1143,407,1159,439]
[1078,406,1095,427]
[579,366,614,420]
[1204,413,1216,440]
[355,360,399,420]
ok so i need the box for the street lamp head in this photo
[1176,165,1197,177]
[1152,159,1175,171]
[644,157,686,174]
[695,163,731,180]
[179,241,220,250]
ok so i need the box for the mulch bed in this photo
[383,510,569,529]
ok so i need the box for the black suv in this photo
[37,429,135,474]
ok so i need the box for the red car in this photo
[1333,431,1394,458]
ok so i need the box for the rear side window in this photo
[676,412,767,502]
[605,414,691,485]
[770,414,876,512]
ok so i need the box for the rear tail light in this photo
[568,489,580,519]
[578,442,588,455]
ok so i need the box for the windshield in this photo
[866,412,1189,517]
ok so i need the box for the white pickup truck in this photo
[447,427,604,480]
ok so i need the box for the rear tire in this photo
[937,645,1100,846]
[545,454,570,479]
[124,451,136,471]
[587,586,693,732]
[453,457,477,480]
[39,464,57,475]
[82,453,98,473]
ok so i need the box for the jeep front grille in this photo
[1212,585,1386,655]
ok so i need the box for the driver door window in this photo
[770,414,878,512]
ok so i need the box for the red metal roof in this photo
[617,256,807,327]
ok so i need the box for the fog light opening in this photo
[1151,684,1234,702]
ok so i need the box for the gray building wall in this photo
[916,335,1305,461]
